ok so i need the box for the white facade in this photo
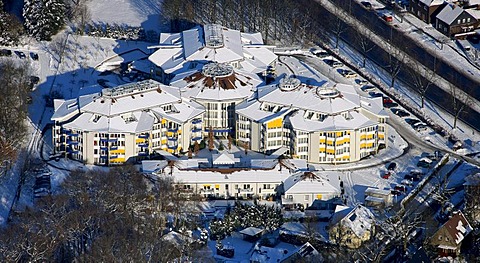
[51,80,205,165]
[236,77,388,163]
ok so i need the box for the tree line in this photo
[0,166,207,262]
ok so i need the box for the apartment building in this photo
[51,80,204,165]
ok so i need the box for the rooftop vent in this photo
[205,24,224,48]
[202,63,234,78]
[278,76,301,91]
[316,86,340,99]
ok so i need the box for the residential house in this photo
[436,3,479,37]
[429,211,473,257]
[282,171,341,210]
[409,0,446,24]
[364,187,394,208]
[329,204,376,249]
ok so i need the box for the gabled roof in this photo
[212,151,239,165]
[239,226,264,237]
[284,171,340,195]
[464,172,480,186]
[437,4,465,24]
[330,204,375,238]
[438,211,472,245]
[419,0,445,6]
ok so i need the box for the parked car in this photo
[394,185,407,192]
[413,123,428,132]
[391,108,410,117]
[324,58,343,68]
[0,49,12,56]
[405,118,420,125]
[383,14,393,23]
[356,79,368,86]
[417,157,432,168]
[383,102,398,108]
[312,49,330,58]
[30,52,39,60]
[405,171,422,181]
[382,171,391,179]
[339,69,357,78]
[361,85,375,92]
[369,91,383,97]
[401,179,413,187]
[387,162,397,171]
[391,190,402,196]
[14,50,26,59]
[361,1,373,9]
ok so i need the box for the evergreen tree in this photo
[23,0,66,41]
[0,0,23,45]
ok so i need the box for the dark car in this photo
[405,118,420,125]
[384,102,398,108]
[0,49,12,56]
[382,171,391,179]
[323,58,343,68]
[361,85,375,92]
[30,52,39,60]
[361,1,373,9]
[394,185,407,192]
[387,162,397,171]
[14,50,26,59]
[369,91,383,97]
[391,108,410,117]
[404,172,421,181]
[383,97,393,104]
[391,190,402,196]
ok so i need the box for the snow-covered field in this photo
[88,0,164,32]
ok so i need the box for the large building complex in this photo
[170,62,262,136]
[148,23,277,83]
[236,77,388,163]
[51,80,204,165]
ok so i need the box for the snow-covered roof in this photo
[437,4,464,25]
[156,163,293,184]
[238,77,387,132]
[284,171,340,195]
[239,226,264,236]
[439,211,472,245]
[52,80,205,133]
[419,0,445,6]
[212,151,240,165]
[169,63,262,102]
[330,204,375,238]
[149,24,276,74]
[142,160,168,173]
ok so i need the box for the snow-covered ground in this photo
[88,0,164,32]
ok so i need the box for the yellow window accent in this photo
[327,149,335,154]
[203,184,211,187]
[336,139,344,145]
[167,132,174,137]
[215,184,220,189]
[110,158,125,163]
[360,143,366,148]
[344,138,350,143]
[367,134,374,139]
[319,148,326,153]
[347,131,351,135]
[319,138,326,144]
[267,118,283,129]
[360,135,367,140]
[342,156,350,160]
[136,138,145,143]
[178,129,182,135]
[177,146,182,151]
[316,194,322,200]
[161,139,167,144]
[167,149,174,153]
[378,134,384,139]
[336,132,342,137]
[366,143,374,148]
[110,149,125,154]
[161,119,166,125]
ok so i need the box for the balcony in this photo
[238,188,254,193]
[108,138,118,142]
[167,128,178,133]
[69,133,79,137]
[66,140,79,145]
[110,155,118,159]
[192,119,202,124]
[192,136,203,141]
[110,146,118,150]
[137,143,149,148]
[167,137,177,141]
[200,188,215,194]
[192,128,202,133]
[167,145,177,150]
[138,152,148,156]
[138,134,149,139]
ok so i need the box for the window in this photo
[438,235,442,240]
[467,18,471,23]
[304,195,310,201]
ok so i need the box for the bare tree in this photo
[448,83,473,129]
[208,127,214,151]
[387,49,406,88]
[408,60,437,108]
[355,28,375,68]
